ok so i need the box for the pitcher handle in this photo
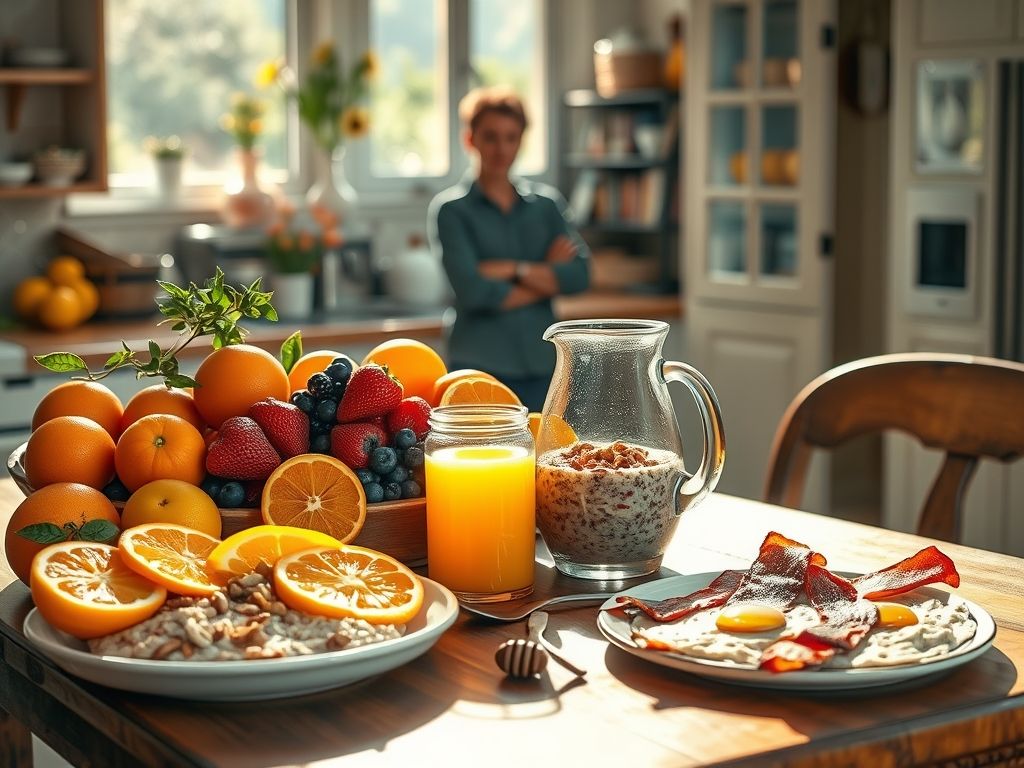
[661,360,726,514]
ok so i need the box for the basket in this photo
[7,443,427,566]
[594,50,662,97]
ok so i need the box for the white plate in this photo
[24,578,458,701]
[598,572,997,691]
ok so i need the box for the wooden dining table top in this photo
[0,475,1022,768]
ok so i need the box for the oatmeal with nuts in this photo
[88,565,405,662]
[536,440,684,566]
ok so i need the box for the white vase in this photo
[154,156,183,200]
[270,272,315,319]
[307,146,357,225]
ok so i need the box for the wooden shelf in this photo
[0,68,93,85]
[566,153,672,170]
[0,181,106,199]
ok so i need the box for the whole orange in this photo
[37,285,83,331]
[287,350,351,393]
[25,416,117,490]
[362,339,447,403]
[46,256,86,286]
[115,413,207,492]
[193,344,290,428]
[68,278,100,321]
[4,482,120,585]
[122,479,222,538]
[32,380,124,439]
[13,276,52,320]
[429,368,497,407]
[121,383,205,433]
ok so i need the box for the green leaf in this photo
[104,349,131,369]
[279,331,303,373]
[148,340,161,360]
[264,305,279,322]
[16,522,67,544]
[78,519,120,544]
[156,279,189,300]
[34,352,88,373]
[165,373,198,389]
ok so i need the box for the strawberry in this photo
[206,416,282,481]
[330,422,388,469]
[386,397,432,440]
[249,397,309,458]
[337,364,403,423]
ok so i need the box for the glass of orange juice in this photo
[425,405,535,602]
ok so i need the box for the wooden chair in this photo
[764,352,1024,542]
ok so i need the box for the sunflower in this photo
[359,50,380,82]
[312,42,335,68]
[254,58,282,89]
[340,106,371,139]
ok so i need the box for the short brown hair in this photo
[458,86,529,133]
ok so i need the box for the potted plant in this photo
[145,136,185,199]
[219,93,274,229]
[265,205,343,319]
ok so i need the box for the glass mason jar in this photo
[425,405,535,603]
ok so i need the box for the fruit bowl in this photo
[6,443,427,565]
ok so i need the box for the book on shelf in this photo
[568,168,599,224]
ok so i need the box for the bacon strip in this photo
[725,532,825,611]
[852,546,960,600]
[614,569,745,622]
[760,565,879,673]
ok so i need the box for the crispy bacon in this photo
[725,532,825,611]
[614,569,745,622]
[852,546,960,600]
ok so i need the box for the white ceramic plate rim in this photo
[24,577,458,687]
[598,571,997,690]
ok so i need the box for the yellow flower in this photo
[254,58,282,89]
[312,42,335,68]
[248,119,263,135]
[340,106,371,139]
[359,50,380,82]
[219,114,235,132]
[230,91,247,108]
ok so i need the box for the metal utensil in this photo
[494,611,586,679]
[527,611,587,677]
[462,592,611,623]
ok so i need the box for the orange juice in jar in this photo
[425,405,535,602]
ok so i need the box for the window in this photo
[105,0,290,188]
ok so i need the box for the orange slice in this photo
[30,541,167,639]
[274,545,424,624]
[261,455,367,543]
[118,523,221,597]
[439,376,521,406]
[528,412,578,451]
[204,524,343,581]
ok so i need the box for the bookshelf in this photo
[562,88,680,293]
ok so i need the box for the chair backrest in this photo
[764,353,1024,542]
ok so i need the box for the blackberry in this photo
[315,398,338,423]
[400,479,421,499]
[310,433,331,453]
[290,390,315,414]
[310,419,331,436]
[404,446,425,468]
[364,482,385,504]
[393,428,417,450]
[218,482,246,508]
[307,372,334,399]
[383,481,402,501]
[369,446,398,476]
[102,478,131,503]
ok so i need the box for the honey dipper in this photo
[495,611,587,678]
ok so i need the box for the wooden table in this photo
[0,476,1022,768]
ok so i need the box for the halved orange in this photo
[274,545,424,624]
[429,368,497,407]
[439,376,521,406]
[118,523,221,596]
[30,541,167,639]
[204,524,343,582]
[261,455,366,543]
[529,412,578,452]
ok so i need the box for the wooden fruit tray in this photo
[6,443,426,565]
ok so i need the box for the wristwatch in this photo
[514,261,529,283]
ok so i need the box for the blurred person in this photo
[428,87,590,411]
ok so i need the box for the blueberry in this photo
[200,475,224,499]
[355,468,379,485]
[364,482,385,503]
[218,482,246,508]
[369,446,398,476]
[386,466,409,484]
[404,446,425,468]
[400,479,422,499]
[310,419,331,436]
[393,428,417,450]
[290,390,315,414]
[315,398,338,423]
[310,433,331,453]
[331,380,347,400]
[394,448,406,467]
[326,360,352,385]
[102,478,131,502]
[307,372,334,399]
[383,481,402,501]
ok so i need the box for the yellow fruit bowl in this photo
[6,443,427,565]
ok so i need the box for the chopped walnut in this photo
[556,440,660,470]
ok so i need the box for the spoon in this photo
[495,611,587,679]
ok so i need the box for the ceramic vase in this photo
[307,146,357,225]
[154,156,183,200]
[223,148,275,229]
[270,272,315,320]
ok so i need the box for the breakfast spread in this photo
[613,532,975,673]
[536,440,685,564]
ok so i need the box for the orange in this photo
[32,380,125,438]
[287,350,355,393]
[193,343,290,429]
[439,376,521,406]
[121,383,205,433]
[274,545,424,624]
[204,524,342,582]
[13,277,52,320]
[261,455,366,543]
[122,479,222,538]
[528,412,578,452]
[362,339,447,403]
[4,483,120,585]
[46,256,86,286]
[30,541,167,639]
[67,278,100,321]
[118,523,221,597]
[37,285,83,331]
[25,416,116,491]
[114,413,206,492]
[429,368,497,407]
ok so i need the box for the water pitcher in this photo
[535,319,725,579]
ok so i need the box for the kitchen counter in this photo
[0,292,682,374]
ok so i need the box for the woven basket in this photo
[594,50,662,97]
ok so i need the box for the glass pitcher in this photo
[535,319,725,579]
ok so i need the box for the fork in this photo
[459,592,612,622]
